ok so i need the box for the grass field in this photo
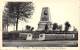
[3,40,78,47]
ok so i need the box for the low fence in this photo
[2,31,78,40]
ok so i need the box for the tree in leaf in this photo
[26,25,31,31]
[4,2,34,31]
[58,25,62,31]
[31,27,34,31]
[64,21,71,31]
[52,23,58,31]
[3,7,16,32]
[26,25,34,31]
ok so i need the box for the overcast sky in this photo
[2,0,79,31]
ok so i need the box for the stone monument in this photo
[37,7,52,31]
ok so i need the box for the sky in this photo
[2,0,80,31]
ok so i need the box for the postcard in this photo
[0,0,80,50]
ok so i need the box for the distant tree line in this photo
[44,21,77,32]
[52,21,71,31]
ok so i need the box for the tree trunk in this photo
[6,24,8,32]
[13,24,15,31]
[16,17,19,31]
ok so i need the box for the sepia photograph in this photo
[2,0,79,47]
